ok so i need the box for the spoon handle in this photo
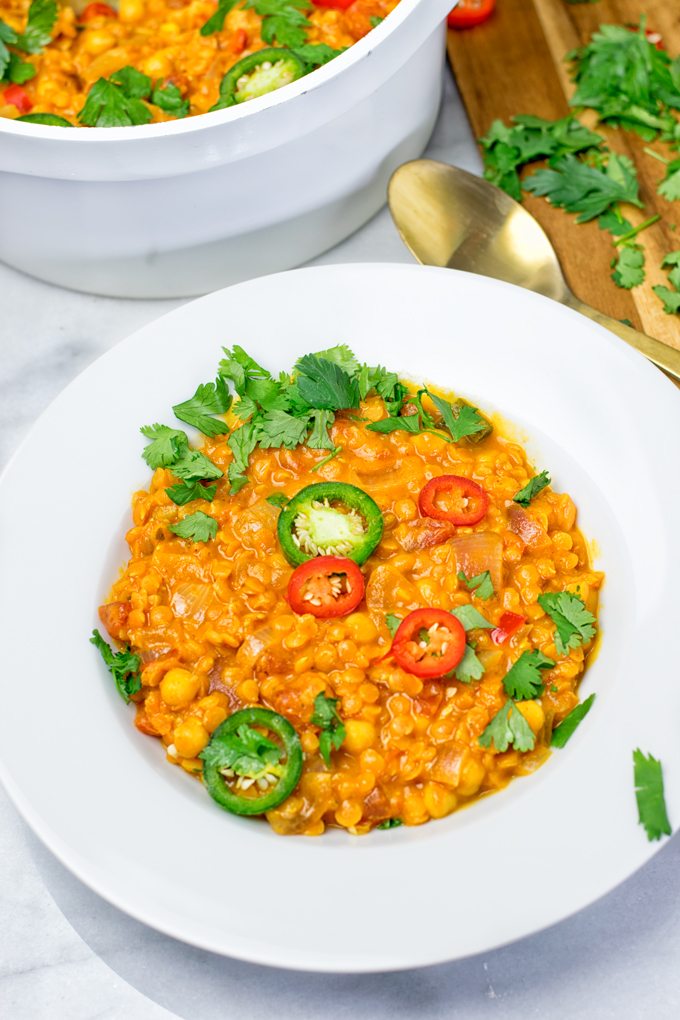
[566,296,680,384]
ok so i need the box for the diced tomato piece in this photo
[3,85,32,114]
[491,611,526,645]
[448,0,495,29]
[80,2,117,19]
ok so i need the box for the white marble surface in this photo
[2,70,680,1020]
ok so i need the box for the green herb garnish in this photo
[457,569,494,600]
[245,0,312,48]
[479,700,535,753]
[451,605,493,632]
[311,691,346,767]
[538,591,596,655]
[377,818,403,829]
[169,510,219,542]
[455,644,485,684]
[633,749,671,841]
[550,693,595,747]
[513,470,551,506]
[611,243,645,289]
[16,0,57,54]
[385,613,402,638]
[503,649,554,701]
[172,377,232,437]
[140,424,189,469]
[166,479,217,506]
[266,493,289,508]
[90,629,142,703]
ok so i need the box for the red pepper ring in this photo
[80,2,117,19]
[491,611,526,646]
[287,555,365,619]
[390,608,466,679]
[419,475,489,526]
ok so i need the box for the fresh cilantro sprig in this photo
[15,0,57,54]
[513,470,551,507]
[503,650,555,701]
[200,0,239,36]
[551,693,595,748]
[200,722,283,777]
[169,510,219,542]
[538,591,596,655]
[611,243,645,289]
[79,65,189,127]
[458,569,494,600]
[166,479,218,506]
[653,251,680,315]
[524,151,642,223]
[633,749,671,841]
[140,424,189,468]
[245,0,312,48]
[479,700,535,753]
[451,605,493,632]
[172,378,232,437]
[90,629,142,703]
[311,692,345,767]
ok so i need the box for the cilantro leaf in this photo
[79,76,152,127]
[513,470,551,506]
[171,449,223,482]
[18,112,73,126]
[169,510,219,542]
[110,65,151,98]
[172,377,232,437]
[90,629,141,703]
[294,353,360,411]
[633,749,671,841]
[200,0,238,36]
[15,0,57,54]
[311,344,359,374]
[294,42,344,68]
[166,479,217,506]
[227,421,257,494]
[200,722,282,776]
[266,492,289,508]
[140,423,189,469]
[503,649,555,701]
[598,207,633,236]
[366,415,422,435]
[306,408,335,450]
[653,284,680,315]
[661,250,680,291]
[454,644,485,684]
[255,409,311,449]
[385,613,402,638]
[451,605,493,632]
[538,591,597,655]
[310,446,341,473]
[479,700,536,753]
[550,693,596,748]
[377,818,403,829]
[457,569,494,600]
[1,46,36,84]
[245,0,312,48]
[524,152,642,222]
[425,390,489,442]
[658,159,680,202]
[220,345,272,395]
[311,691,345,767]
[611,243,645,289]
[152,80,189,117]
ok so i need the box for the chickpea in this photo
[173,717,209,759]
[160,668,201,709]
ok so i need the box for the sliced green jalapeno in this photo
[200,707,302,816]
[277,481,384,567]
[210,48,306,111]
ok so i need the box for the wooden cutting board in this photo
[447,0,680,350]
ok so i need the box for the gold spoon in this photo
[388,159,680,383]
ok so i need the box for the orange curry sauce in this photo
[99,388,602,835]
[0,0,400,123]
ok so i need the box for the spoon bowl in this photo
[388,159,680,382]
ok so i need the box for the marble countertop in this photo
[2,70,680,1020]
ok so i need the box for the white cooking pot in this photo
[0,0,453,297]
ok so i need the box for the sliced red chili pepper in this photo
[491,611,526,646]
[80,2,117,19]
[391,608,466,679]
[626,24,664,50]
[312,0,355,8]
[419,475,489,526]
[3,85,32,115]
[287,555,364,619]
[448,0,495,29]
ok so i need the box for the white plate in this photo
[1,264,679,972]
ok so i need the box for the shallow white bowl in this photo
[1,264,679,972]
[0,1,451,297]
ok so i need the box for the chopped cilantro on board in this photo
[538,591,596,655]
[633,749,671,841]
[90,629,142,703]
[523,152,642,223]
[479,701,535,753]
[611,244,645,289]
[551,693,596,748]
[311,692,346,767]
[503,650,555,701]
[513,470,551,507]
[168,510,219,542]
